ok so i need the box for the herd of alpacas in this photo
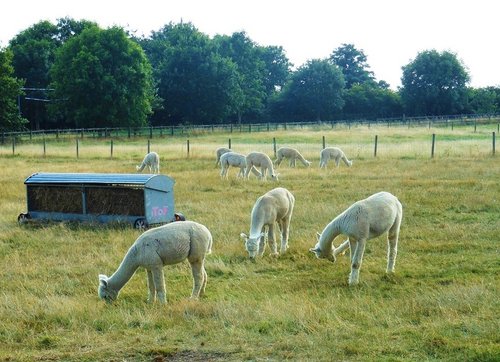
[98,147,402,303]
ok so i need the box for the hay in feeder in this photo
[27,186,83,213]
[86,187,144,216]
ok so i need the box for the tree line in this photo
[1,18,499,132]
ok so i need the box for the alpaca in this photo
[275,147,311,168]
[309,191,402,286]
[98,221,212,303]
[136,152,160,174]
[215,147,231,167]
[240,187,295,258]
[219,152,262,179]
[245,152,279,181]
[319,147,352,168]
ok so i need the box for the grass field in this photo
[0,126,498,361]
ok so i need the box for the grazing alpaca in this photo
[136,152,160,174]
[215,147,231,167]
[319,147,352,168]
[245,152,279,181]
[309,191,402,286]
[98,221,212,303]
[241,187,295,258]
[275,147,311,168]
[219,152,262,179]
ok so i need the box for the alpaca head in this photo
[98,274,118,303]
[347,160,353,167]
[271,173,279,181]
[240,232,265,258]
[305,161,311,167]
[309,233,336,262]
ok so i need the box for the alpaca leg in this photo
[199,264,208,297]
[267,224,278,256]
[189,260,204,299]
[335,156,340,167]
[333,239,350,257]
[244,164,252,179]
[349,239,366,286]
[279,219,290,254]
[152,267,166,303]
[387,217,401,273]
[146,269,156,303]
[258,231,267,257]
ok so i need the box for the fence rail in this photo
[2,114,500,143]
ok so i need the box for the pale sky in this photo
[1,0,498,90]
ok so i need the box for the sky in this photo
[1,0,498,90]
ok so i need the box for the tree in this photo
[330,44,375,88]
[467,87,499,114]
[257,45,292,96]
[0,48,28,131]
[141,22,240,125]
[400,50,470,116]
[9,18,96,129]
[214,32,267,123]
[49,26,154,128]
[342,83,402,119]
[271,59,345,122]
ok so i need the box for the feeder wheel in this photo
[18,213,31,224]
[134,218,148,230]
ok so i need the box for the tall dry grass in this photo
[0,126,498,361]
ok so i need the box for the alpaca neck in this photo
[319,218,342,251]
[250,214,266,238]
[107,248,140,293]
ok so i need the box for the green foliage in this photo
[330,43,375,88]
[0,47,27,131]
[401,50,470,116]
[467,86,500,114]
[142,22,240,125]
[272,59,345,121]
[343,83,403,119]
[49,26,154,128]
[214,32,267,122]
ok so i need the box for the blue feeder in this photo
[18,172,177,229]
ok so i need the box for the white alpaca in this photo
[240,187,295,258]
[245,152,279,181]
[275,147,311,168]
[98,221,212,303]
[319,147,352,168]
[136,152,160,173]
[219,152,262,179]
[309,191,402,286]
[215,147,231,167]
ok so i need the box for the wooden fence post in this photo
[228,138,231,149]
[493,132,496,155]
[431,133,436,158]
[273,137,277,158]
[110,140,114,159]
[147,139,151,154]
[187,139,190,157]
[322,136,326,149]
[12,138,15,155]
[43,138,46,157]
[374,135,378,157]
[76,139,79,159]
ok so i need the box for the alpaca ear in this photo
[240,233,248,242]
[316,232,321,242]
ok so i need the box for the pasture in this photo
[0,125,498,361]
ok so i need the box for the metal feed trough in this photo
[18,172,176,228]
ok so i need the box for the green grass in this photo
[0,127,498,361]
